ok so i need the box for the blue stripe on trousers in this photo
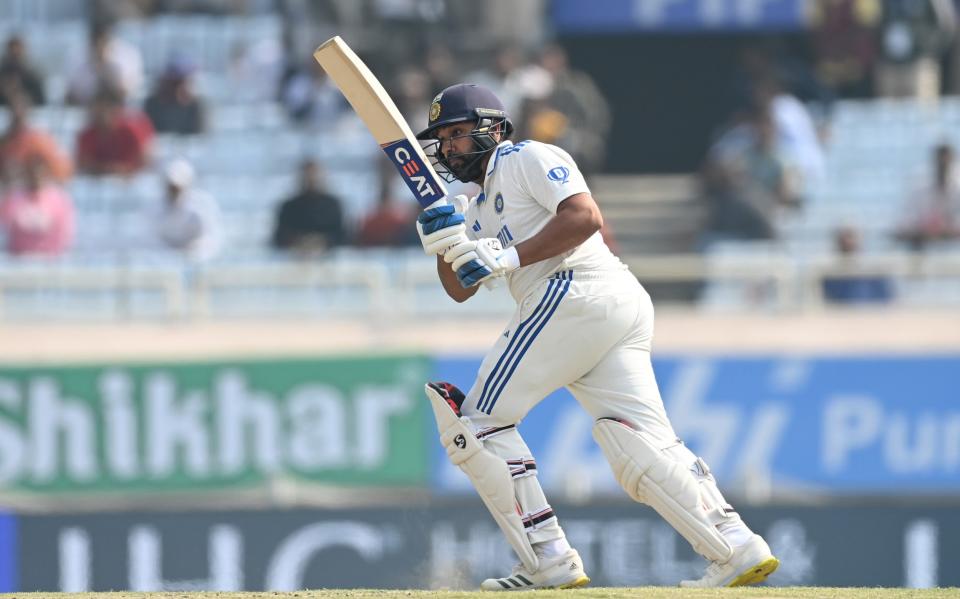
[482,272,572,415]
[477,276,566,413]
[476,278,559,414]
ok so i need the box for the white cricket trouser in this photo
[460,268,681,548]
[463,269,677,441]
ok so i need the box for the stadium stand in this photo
[0,9,957,321]
[4,91,960,318]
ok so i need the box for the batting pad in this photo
[425,384,539,573]
[592,418,734,563]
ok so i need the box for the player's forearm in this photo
[515,193,602,266]
[437,254,479,302]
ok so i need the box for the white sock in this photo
[533,537,571,559]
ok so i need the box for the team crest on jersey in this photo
[547,166,570,184]
[494,192,504,214]
[429,92,443,122]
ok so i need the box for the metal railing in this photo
[2,249,960,321]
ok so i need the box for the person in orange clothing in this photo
[0,94,73,184]
[355,188,418,247]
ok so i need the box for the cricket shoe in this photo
[480,549,590,591]
[679,534,779,588]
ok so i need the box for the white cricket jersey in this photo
[464,139,627,302]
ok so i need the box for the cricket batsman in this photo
[415,83,779,590]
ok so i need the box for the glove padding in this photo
[417,198,469,256]
[444,238,520,288]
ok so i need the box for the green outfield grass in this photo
[2,589,958,599]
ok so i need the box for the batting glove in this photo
[417,196,469,256]
[445,238,520,288]
[427,381,466,417]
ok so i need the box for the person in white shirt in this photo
[152,158,220,260]
[280,59,347,129]
[66,21,145,105]
[895,142,960,250]
[415,83,778,590]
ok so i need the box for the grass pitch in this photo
[1,589,957,599]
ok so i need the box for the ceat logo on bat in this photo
[382,139,444,205]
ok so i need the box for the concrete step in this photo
[591,174,697,200]
[590,174,704,254]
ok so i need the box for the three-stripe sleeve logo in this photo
[475,271,573,414]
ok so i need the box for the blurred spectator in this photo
[519,96,569,144]
[728,41,834,146]
[66,20,145,105]
[744,41,834,109]
[144,58,207,135]
[276,26,304,104]
[150,159,221,259]
[0,35,46,107]
[355,188,417,247]
[0,159,74,256]
[700,108,802,244]
[0,94,73,184]
[952,5,960,94]
[372,0,445,23]
[316,0,371,25]
[280,59,348,128]
[809,0,882,98]
[822,225,893,304]
[465,44,526,117]
[280,0,358,25]
[423,40,458,94]
[391,66,433,129]
[875,0,957,102]
[271,159,346,253]
[894,142,960,249]
[91,0,155,20]
[466,44,553,119]
[76,87,154,176]
[151,0,248,14]
[369,2,451,83]
[229,38,285,103]
[751,76,827,192]
[535,43,611,174]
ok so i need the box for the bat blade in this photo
[313,36,447,208]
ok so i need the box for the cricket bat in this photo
[313,36,447,210]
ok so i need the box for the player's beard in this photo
[443,147,487,184]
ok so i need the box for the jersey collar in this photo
[484,140,516,180]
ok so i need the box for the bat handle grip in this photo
[424,198,448,210]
